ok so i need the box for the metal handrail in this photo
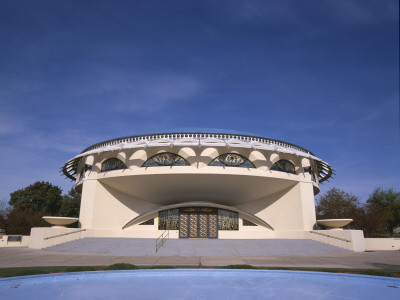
[156,230,169,253]
[310,230,351,243]
[44,229,86,240]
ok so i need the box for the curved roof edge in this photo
[122,202,274,230]
[80,132,313,155]
[61,131,334,184]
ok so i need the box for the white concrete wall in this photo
[237,182,316,232]
[84,229,180,239]
[29,227,86,249]
[364,238,400,251]
[75,145,323,239]
[308,230,365,252]
[80,179,159,230]
[0,235,30,247]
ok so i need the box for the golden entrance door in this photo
[189,213,198,238]
[179,208,218,239]
[208,213,218,238]
[179,212,188,238]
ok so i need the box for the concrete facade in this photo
[68,132,330,238]
[29,131,366,251]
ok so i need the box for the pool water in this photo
[0,269,399,299]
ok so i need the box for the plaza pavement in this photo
[0,238,399,270]
[47,238,351,256]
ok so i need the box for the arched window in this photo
[142,152,190,167]
[158,209,179,230]
[208,153,255,168]
[271,159,295,174]
[101,158,127,172]
[218,209,238,230]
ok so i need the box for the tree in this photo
[367,187,400,235]
[361,202,389,237]
[0,206,49,235]
[1,182,81,235]
[59,187,81,218]
[9,181,62,215]
[315,188,364,229]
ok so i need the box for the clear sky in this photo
[0,0,399,206]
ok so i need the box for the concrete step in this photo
[46,238,350,256]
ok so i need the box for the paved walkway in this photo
[1,247,399,270]
[46,238,350,256]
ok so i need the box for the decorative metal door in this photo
[189,213,198,238]
[208,213,218,238]
[179,212,188,238]
[179,208,218,239]
[199,212,208,238]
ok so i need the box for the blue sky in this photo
[0,0,398,205]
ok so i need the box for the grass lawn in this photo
[0,264,399,278]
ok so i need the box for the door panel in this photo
[179,208,218,239]
[189,213,198,238]
[179,212,188,238]
[199,213,208,238]
[209,213,218,239]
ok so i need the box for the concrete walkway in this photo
[46,238,350,256]
[1,247,400,270]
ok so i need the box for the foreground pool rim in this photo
[1,269,399,299]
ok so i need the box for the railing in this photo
[156,230,169,253]
[310,231,351,243]
[81,132,313,155]
[44,229,86,240]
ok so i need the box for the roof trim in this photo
[81,132,313,155]
[61,132,333,184]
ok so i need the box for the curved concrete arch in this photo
[269,153,280,165]
[85,155,94,166]
[122,201,274,230]
[249,150,268,169]
[129,149,148,162]
[116,151,127,163]
[249,150,266,162]
[178,147,197,160]
[200,147,220,159]
[301,157,311,168]
[99,153,126,164]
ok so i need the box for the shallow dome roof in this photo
[61,130,333,184]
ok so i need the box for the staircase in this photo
[45,238,350,256]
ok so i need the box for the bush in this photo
[105,263,138,270]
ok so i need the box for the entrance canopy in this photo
[122,202,274,230]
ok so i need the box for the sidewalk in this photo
[1,247,399,269]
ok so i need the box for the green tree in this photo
[0,206,49,235]
[367,187,400,235]
[362,203,388,237]
[59,187,81,218]
[9,181,62,215]
[1,182,82,235]
[316,187,364,229]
